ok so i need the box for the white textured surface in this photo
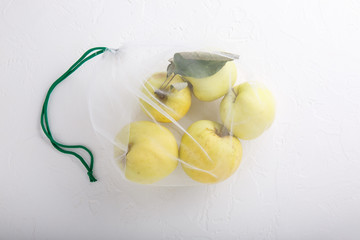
[1,0,360,239]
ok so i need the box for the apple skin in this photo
[114,121,178,184]
[220,82,275,140]
[184,61,237,102]
[179,120,242,184]
[140,72,191,123]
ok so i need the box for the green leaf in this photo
[168,51,237,78]
[215,52,240,60]
[170,82,188,91]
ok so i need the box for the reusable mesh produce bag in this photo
[41,42,275,186]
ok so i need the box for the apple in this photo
[114,121,178,184]
[183,61,237,102]
[140,72,191,122]
[220,82,276,140]
[179,120,242,183]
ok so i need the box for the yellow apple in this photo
[183,61,237,102]
[179,120,242,183]
[140,72,191,122]
[114,121,178,184]
[220,82,276,140]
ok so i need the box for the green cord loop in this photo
[41,47,108,182]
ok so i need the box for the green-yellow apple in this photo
[220,82,275,140]
[114,121,178,184]
[183,61,237,102]
[140,72,191,122]
[179,120,242,183]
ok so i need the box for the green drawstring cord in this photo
[40,47,107,182]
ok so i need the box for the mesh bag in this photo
[41,43,275,185]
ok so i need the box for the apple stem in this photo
[126,143,133,156]
[217,125,230,137]
[155,73,178,99]
[231,87,237,97]
[163,73,177,89]
[154,89,168,100]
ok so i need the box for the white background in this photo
[1,0,360,239]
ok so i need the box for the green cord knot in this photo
[87,171,97,182]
